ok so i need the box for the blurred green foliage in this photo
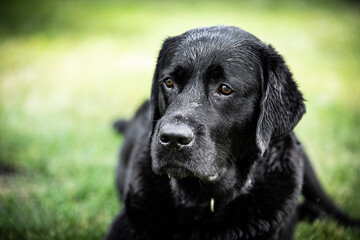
[0,0,359,239]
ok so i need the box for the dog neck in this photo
[209,177,254,213]
[168,175,255,213]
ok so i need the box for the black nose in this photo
[158,124,194,147]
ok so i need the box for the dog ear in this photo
[256,45,306,156]
[150,36,182,126]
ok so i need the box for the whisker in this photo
[213,142,237,164]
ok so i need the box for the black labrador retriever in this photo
[106,26,360,240]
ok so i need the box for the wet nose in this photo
[158,124,194,147]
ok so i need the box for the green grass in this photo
[0,0,360,239]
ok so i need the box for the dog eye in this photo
[218,84,233,95]
[164,78,174,88]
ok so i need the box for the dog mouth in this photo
[154,163,221,182]
[165,165,194,179]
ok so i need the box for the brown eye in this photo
[164,78,174,88]
[219,84,233,95]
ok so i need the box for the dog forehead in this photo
[171,27,264,72]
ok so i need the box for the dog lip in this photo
[164,164,194,179]
[164,164,221,183]
[151,161,193,177]
[153,161,222,182]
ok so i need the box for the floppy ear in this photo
[256,45,306,156]
[150,36,182,127]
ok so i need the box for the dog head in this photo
[150,26,305,204]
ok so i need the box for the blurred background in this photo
[0,0,359,239]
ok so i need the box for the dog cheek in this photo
[158,92,167,116]
[195,141,220,174]
[150,128,163,173]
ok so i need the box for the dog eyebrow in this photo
[205,64,224,80]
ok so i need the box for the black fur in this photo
[106,26,360,240]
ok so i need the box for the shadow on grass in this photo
[0,116,28,177]
[0,162,18,176]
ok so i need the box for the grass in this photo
[0,0,360,239]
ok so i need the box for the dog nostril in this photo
[177,136,193,145]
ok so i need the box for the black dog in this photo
[106,26,360,240]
